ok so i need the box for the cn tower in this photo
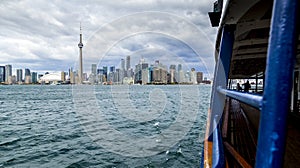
[78,24,83,84]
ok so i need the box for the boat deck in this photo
[285,113,300,167]
[223,98,300,167]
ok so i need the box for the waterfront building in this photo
[0,66,5,83]
[25,76,31,84]
[91,64,97,75]
[153,67,167,84]
[127,68,133,78]
[110,66,115,73]
[169,65,176,83]
[178,70,185,83]
[5,64,12,83]
[11,75,16,84]
[16,69,23,83]
[103,66,108,79]
[83,73,88,81]
[61,72,66,82]
[25,68,30,76]
[31,72,38,83]
[121,59,125,70]
[40,72,65,84]
[114,68,121,84]
[38,74,43,80]
[185,71,191,83]
[142,69,149,84]
[190,68,197,84]
[197,72,203,84]
[178,64,182,71]
[24,68,31,84]
[69,71,75,84]
[134,60,149,83]
[126,55,130,70]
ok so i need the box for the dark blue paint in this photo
[255,0,299,167]
[219,25,235,82]
[207,24,235,167]
[212,117,225,168]
[217,87,262,109]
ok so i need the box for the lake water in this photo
[0,85,211,168]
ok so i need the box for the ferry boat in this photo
[202,0,299,167]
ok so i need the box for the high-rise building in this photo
[197,72,203,84]
[0,66,5,83]
[142,69,149,84]
[25,76,31,84]
[134,61,149,83]
[83,73,88,81]
[103,66,108,78]
[31,72,37,83]
[17,69,23,83]
[178,64,182,72]
[121,59,125,70]
[70,71,75,84]
[190,68,197,84]
[110,66,115,73]
[24,69,31,84]
[25,68,31,76]
[5,64,12,83]
[169,65,176,83]
[78,24,84,84]
[126,55,130,70]
[178,70,185,83]
[91,64,97,75]
[153,68,167,84]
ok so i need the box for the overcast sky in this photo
[0,0,218,77]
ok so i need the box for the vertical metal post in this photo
[255,73,258,93]
[209,24,235,167]
[255,0,299,167]
[293,71,299,113]
[210,24,235,126]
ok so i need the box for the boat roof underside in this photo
[217,0,300,79]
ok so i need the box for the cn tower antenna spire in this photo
[80,22,82,34]
[78,22,84,84]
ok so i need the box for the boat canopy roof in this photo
[212,0,300,79]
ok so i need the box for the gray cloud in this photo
[0,0,217,77]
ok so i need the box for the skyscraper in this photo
[5,64,12,83]
[78,24,84,84]
[25,68,30,76]
[103,66,108,79]
[190,68,197,84]
[31,72,37,83]
[110,66,115,72]
[17,69,23,82]
[91,64,97,75]
[197,72,203,84]
[178,64,182,71]
[0,66,5,83]
[121,59,125,70]
[169,65,176,83]
[126,55,130,70]
[25,68,31,84]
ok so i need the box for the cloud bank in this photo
[0,0,217,77]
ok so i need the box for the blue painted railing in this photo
[212,117,225,168]
[255,0,299,167]
[217,87,262,109]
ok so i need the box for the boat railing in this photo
[217,87,262,109]
[212,116,225,167]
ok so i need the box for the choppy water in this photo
[0,85,211,168]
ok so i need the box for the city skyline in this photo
[0,0,216,79]
[0,56,209,85]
